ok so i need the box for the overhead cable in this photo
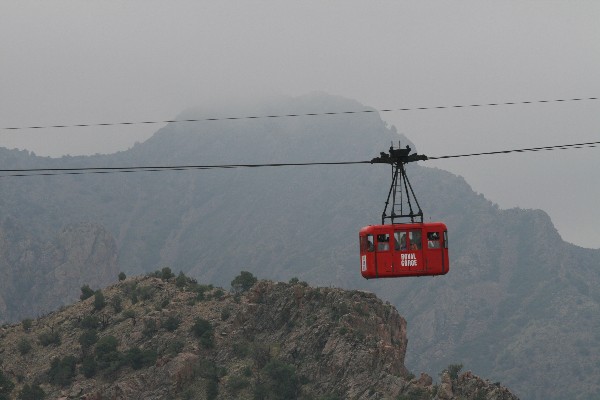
[1,140,597,178]
[427,140,600,160]
[2,97,597,132]
[0,161,371,178]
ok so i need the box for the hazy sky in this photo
[1,1,599,248]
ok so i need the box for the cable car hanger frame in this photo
[371,143,428,225]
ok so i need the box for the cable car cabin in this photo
[359,222,449,278]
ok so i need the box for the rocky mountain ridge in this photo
[0,275,518,400]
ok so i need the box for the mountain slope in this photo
[0,219,118,321]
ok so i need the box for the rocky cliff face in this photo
[0,276,518,399]
[0,220,118,323]
[231,280,409,398]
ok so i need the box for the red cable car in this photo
[359,222,448,278]
[359,145,449,278]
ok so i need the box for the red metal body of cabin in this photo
[359,222,449,278]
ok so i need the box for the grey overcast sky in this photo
[1,1,599,248]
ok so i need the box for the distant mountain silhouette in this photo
[1,92,599,399]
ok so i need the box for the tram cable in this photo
[2,96,597,132]
[1,139,598,178]
[0,161,371,177]
[427,139,600,160]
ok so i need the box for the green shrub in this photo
[220,307,231,321]
[94,290,107,311]
[474,390,487,400]
[112,295,123,313]
[163,315,181,332]
[206,379,218,400]
[175,271,187,288]
[123,281,138,303]
[38,330,61,347]
[95,336,123,374]
[17,338,32,355]
[191,318,212,338]
[288,277,308,287]
[227,375,250,393]
[22,319,33,333]
[193,358,225,398]
[118,272,126,281]
[193,284,213,301]
[165,339,185,356]
[130,291,139,304]
[95,336,119,361]
[81,355,97,378]
[124,347,157,370]
[160,267,175,281]
[445,363,463,380]
[253,383,268,400]
[232,340,250,358]
[154,298,169,311]
[261,359,299,399]
[331,302,349,321]
[231,271,257,293]
[79,329,99,351]
[80,285,95,300]
[47,356,76,387]
[142,319,158,337]
[200,333,214,349]
[0,370,15,399]
[191,317,214,348]
[80,315,100,330]
[251,343,271,370]
[137,285,156,301]
[122,309,136,320]
[181,388,197,400]
[17,383,45,400]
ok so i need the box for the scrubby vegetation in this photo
[0,274,518,400]
[231,271,257,293]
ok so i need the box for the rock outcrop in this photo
[0,276,519,399]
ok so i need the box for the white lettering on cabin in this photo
[401,253,418,267]
[361,255,367,271]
